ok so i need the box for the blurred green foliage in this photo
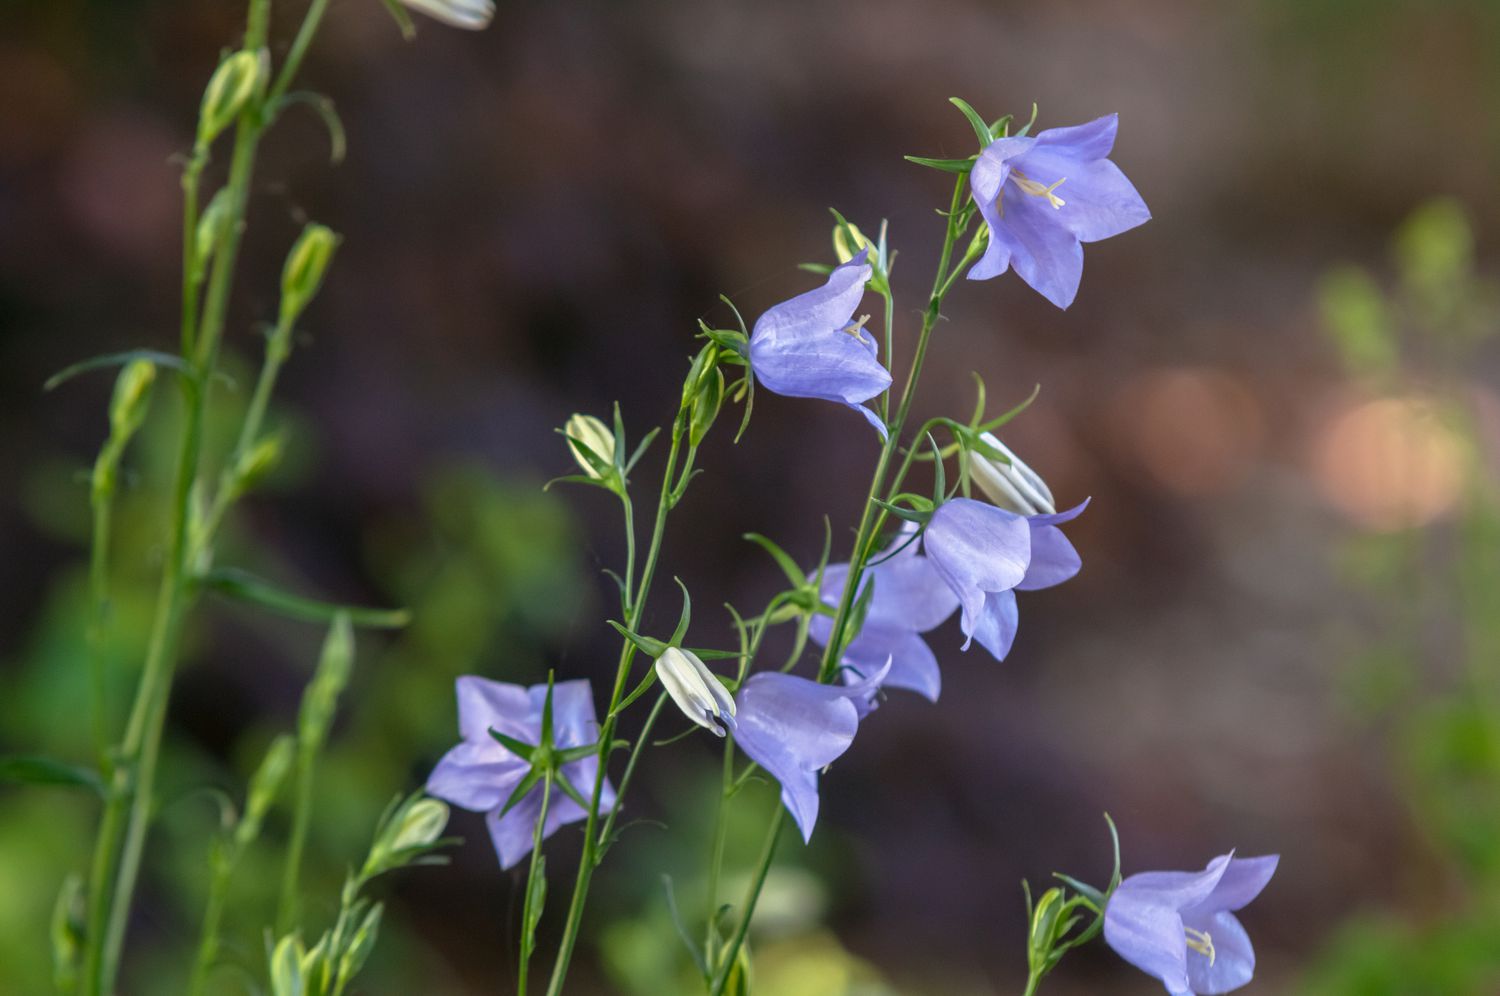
[1304,201,1500,994]
[0,358,593,993]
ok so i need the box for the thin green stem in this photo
[87,450,120,764]
[594,692,667,852]
[518,774,554,996]
[275,741,317,935]
[707,807,784,996]
[187,849,234,996]
[545,406,693,996]
[1021,970,1043,996]
[621,491,636,613]
[266,0,329,110]
[702,734,735,971]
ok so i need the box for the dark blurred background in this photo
[6,0,1500,993]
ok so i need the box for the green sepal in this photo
[743,533,806,587]
[990,112,1014,136]
[0,756,103,794]
[487,727,538,763]
[871,497,933,523]
[624,427,660,477]
[497,767,544,818]
[270,91,346,164]
[798,262,834,276]
[1014,102,1040,138]
[607,619,669,658]
[555,742,604,764]
[977,383,1041,433]
[612,670,659,716]
[45,350,194,392]
[538,673,557,752]
[904,154,976,174]
[1051,873,1104,909]
[376,0,418,39]
[949,96,995,146]
[669,577,693,646]
[198,566,410,629]
[552,770,591,811]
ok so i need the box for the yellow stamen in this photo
[1184,927,1216,966]
[1010,169,1067,209]
[842,314,873,343]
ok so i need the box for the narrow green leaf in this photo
[743,533,806,587]
[903,154,975,174]
[949,96,995,145]
[539,672,556,748]
[1051,873,1105,908]
[199,567,410,629]
[669,577,693,646]
[273,92,346,164]
[0,756,103,793]
[977,383,1042,433]
[606,619,668,658]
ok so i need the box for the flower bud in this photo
[387,797,449,853]
[268,933,306,996]
[969,431,1054,515]
[655,647,735,737]
[399,0,496,29]
[832,219,872,264]
[298,614,353,749]
[236,735,295,849]
[279,223,341,327]
[234,435,283,493]
[564,414,616,479]
[194,187,234,281]
[689,367,725,447]
[108,360,156,440]
[197,49,265,148]
[338,902,384,984]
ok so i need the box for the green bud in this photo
[564,413,616,479]
[832,219,872,264]
[338,902,384,985]
[689,366,725,447]
[298,614,354,750]
[234,435,283,494]
[108,360,156,440]
[279,223,341,326]
[364,794,450,878]
[269,933,306,996]
[198,49,265,148]
[194,187,234,282]
[236,734,295,849]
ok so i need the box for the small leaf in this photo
[669,577,693,646]
[199,567,410,628]
[743,533,806,587]
[606,620,668,658]
[0,756,103,793]
[662,875,710,978]
[45,350,193,392]
[522,855,547,954]
[949,96,995,146]
[903,154,976,174]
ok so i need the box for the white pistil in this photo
[1010,169,1067,209]
[1184,926,1217,966]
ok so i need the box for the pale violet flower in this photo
[655,647,736,736]
[399,0,494,29]
[426,676,614,870]
[921,498,1032,659]
[731,662,887,842]
[1105,852,1279,995]
[809,524,959,703]
[967,114,1150,309]
[748,250,892,436]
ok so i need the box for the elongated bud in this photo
[236,735,295,849]
[655,647,735,737]
[194,187,234,282]
[234,435,283,494]
[970,432,1054,515]
[564,413,616,479]
[399,0,496,29]
[268,934,306,996]
[279,224,341,327]
[298,614,354,749]
[109,360,156,440]
[689,367,725,447]
[364,795,450,878]
[339,902,384,984]
[832,219,872,264]
[198,49,265,148]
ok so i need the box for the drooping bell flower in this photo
[748,250,892,435]
[921,498,1032,660]
[426,676,614,870]
[967,114,1150,309]
[731,663,888,842]
[809,524,959,703]
[1104,852,1279,996]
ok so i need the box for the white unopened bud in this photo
[564,414,616,479]
[970,432,1055,515]
[655,647,735,737]
[399,0,495,29]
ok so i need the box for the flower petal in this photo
[1033,113,1119,161]
[531,679,602,750]
[456,676,533,743]
[967,139,1031,282]
[988,188,1085,309]
[842,625,941,702]
[1013,147,1150,244]
[923,498,1031,633]
[1114,854,1234,913]
[967,589,1019,660]
[1194,854,1279,914]
[1104,891,1191,994]
[1017,522,1082,591]
[1181,910,1256,995]
[425,740,527,812]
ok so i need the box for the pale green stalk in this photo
[275,740,317,935]
[518,774,554,996]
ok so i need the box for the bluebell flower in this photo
[426,676,614,870]
[921,497,1032,659]
[731,663,887,842]
[748,250,892,435]
[967,114,1150,309]
[809,524,959,703]
[1104,852,1279,995]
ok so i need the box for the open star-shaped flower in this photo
[967,114,1150,309]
